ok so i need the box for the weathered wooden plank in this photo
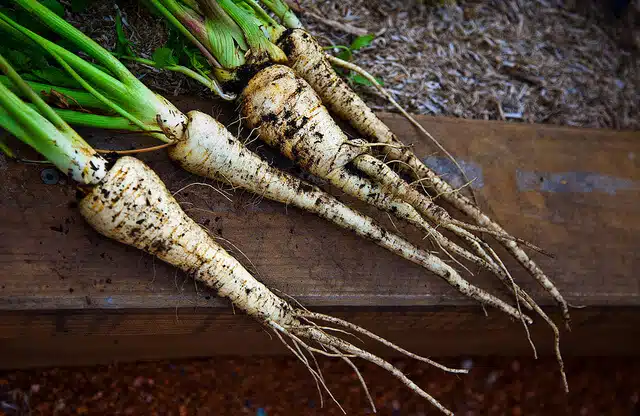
[1,307,639,369]
[0,95,638,363]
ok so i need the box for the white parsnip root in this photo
[240,64,537,322]
[167,110,531,323]
[277,28,569,326]
[79,155,464,415]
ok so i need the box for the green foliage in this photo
[112,7,210,80]
[0,40,81,89]
[348,72,383,87]
[152,46,178,67]
[114,8,136,58]
[349,33,375,51]
[326,33,383,87]
[163,24,214,78]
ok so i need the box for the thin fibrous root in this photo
[514,291,568,393]
[326,53,477,205]
[450,219,555,258]
[477,243,566,391]
[172,182,233,202]
[271,323,328,411]
[94,142,174,154]
[329,345,377,413]
[293,324,454,416]
[377,149,571,328]
[488,244,537,359]
[297,311,469,374]
[284,32,569,325]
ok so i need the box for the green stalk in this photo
[15,0,138,85]
[0,13,131,103]
[0,76,112,112]
[148,0,221,68]
[258,0,303,28]
[44,42,152,133]
[0,53,107,185]
[0,47,68,132]
[4,5,185,142]
[216,0,286,63]
[46,109,143,131]
[198,0,248,68]
[121,56,235,100]
[241,0,285,39]
[0,106,31,152]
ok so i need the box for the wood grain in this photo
[0,96,638,366]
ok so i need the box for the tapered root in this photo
[351,154,493,263]
[325,54,477,205]
[281,318,456,415]
[380,152,571,327]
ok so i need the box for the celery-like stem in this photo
[0,76,112,112]
[0,46,68,132]
[0,13,132,104]
[47,109,143,131]
[0,53,107,185]
[15,0,139,86]
[122,56,236,100]
[149,0,222,68]
[259,0,303,29]
[197,0,248,69]
[217,0,287,63]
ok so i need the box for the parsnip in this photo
[80,156,461,415]
[168,110,530,322]
[279,28,569,325]
[241,65,502,278]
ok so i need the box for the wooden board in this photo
[0,95,638,368]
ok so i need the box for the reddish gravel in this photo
[1,356,638,415]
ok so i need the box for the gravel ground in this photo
[292,0,639,129]
[1,357,639,415]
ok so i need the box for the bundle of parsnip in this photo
[136,0,568,386]
[0,0,569,412]
[134,0,569,320]
[0,4,475,414]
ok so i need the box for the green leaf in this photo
[152,47,178,67]
[349,34,375,51]
[114,9,136,58]
[31,67,81,88]
[336,49,352,62]
[1,49,31,71]
[0,45,54,77]
[184,48,207,72]
[40,0,65,17]
[349,72,383,87]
